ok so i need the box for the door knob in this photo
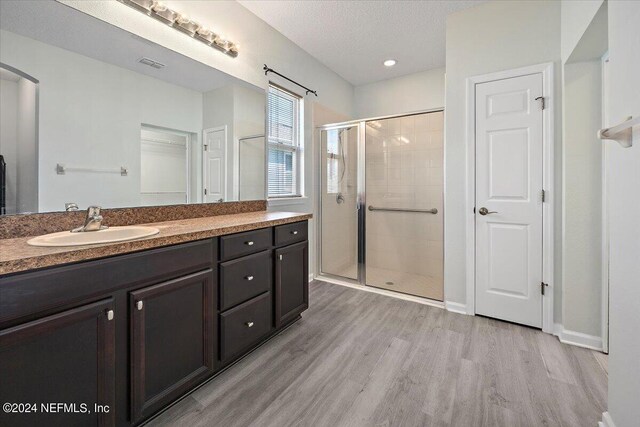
[478,207,498,216]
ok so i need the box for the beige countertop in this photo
[0,211,311,276]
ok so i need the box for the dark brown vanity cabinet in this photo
[275,241,309,328]
[0,299,116,427]
[0,219,309,426]
[129,270,216,423]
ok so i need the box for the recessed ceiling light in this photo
[383,59,397,67]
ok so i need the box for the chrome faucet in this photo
[71,206,107,232]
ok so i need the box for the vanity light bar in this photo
[117,0,239,58]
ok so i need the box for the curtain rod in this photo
[263,64,318,97]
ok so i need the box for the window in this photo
[267,84,302,198]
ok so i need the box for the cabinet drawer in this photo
[220,292,271,362]
[219,228,272,261]
[274,221,307,247]
[220,250,272,311]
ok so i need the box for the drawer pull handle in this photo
[246,321,254,328]
[246,241,254,246]
[136,301,144,311]
[246,275,254,281]
[291,230,298,235]
[106,309,114,321]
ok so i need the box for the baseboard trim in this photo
[553,323,603,351]
[445,301,468,315]
[308,273,315,283]
[598,412,616,427]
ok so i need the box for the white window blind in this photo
[268,85,301,197]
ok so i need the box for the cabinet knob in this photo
[246,241,254,246]
[246,275,254,281]
[245,321,254,328]
[136,301,143,311]
[291,230,298,235]
[106,309,114,321]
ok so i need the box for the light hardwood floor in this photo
[149,280,607,427]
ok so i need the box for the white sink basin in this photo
[27,226,160,247]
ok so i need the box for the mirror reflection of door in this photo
[140,126,191,206]
[203,127,226,203]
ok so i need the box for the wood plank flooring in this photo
[148,280,607,427]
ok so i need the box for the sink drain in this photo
[385,281,394,286]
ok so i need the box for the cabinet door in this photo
[130,270,215,423]
[0,299,115,427]
[274,241,309,328]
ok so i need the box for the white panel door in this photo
[203,128,226,203]
[475,73,544,328]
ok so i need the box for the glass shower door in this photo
[364,112,444,300]
[320,126,359,280]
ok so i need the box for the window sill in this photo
[267,196,308,207]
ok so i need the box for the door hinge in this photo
[535,96,545,110]
[541,282,548,295]
[204,189,207,195]
[203,144,208,151]
[541,189,546,202]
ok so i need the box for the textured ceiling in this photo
[238,0,485,86]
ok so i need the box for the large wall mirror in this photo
[0,1,266,216]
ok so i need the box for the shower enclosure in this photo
[319,110,444,301]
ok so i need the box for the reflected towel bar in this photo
[56,164,128,176]
[368,206,437,214]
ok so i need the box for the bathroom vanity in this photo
[0,213,310,426]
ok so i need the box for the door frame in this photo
[140,124,193,204]
[600,52,610,353]
[202,125,227,203]
[465,62,555,333]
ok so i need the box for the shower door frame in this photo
[317,122,366,285]
[317,108,445,293]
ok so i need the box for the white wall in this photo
[444,1,562,309]
[0,30,203,212]
[0,78,18,214]
[561,0,605,63]
[604,2,640,426]
[354,68,445,118]
[562,60,603,337]
[16,77,37,213]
